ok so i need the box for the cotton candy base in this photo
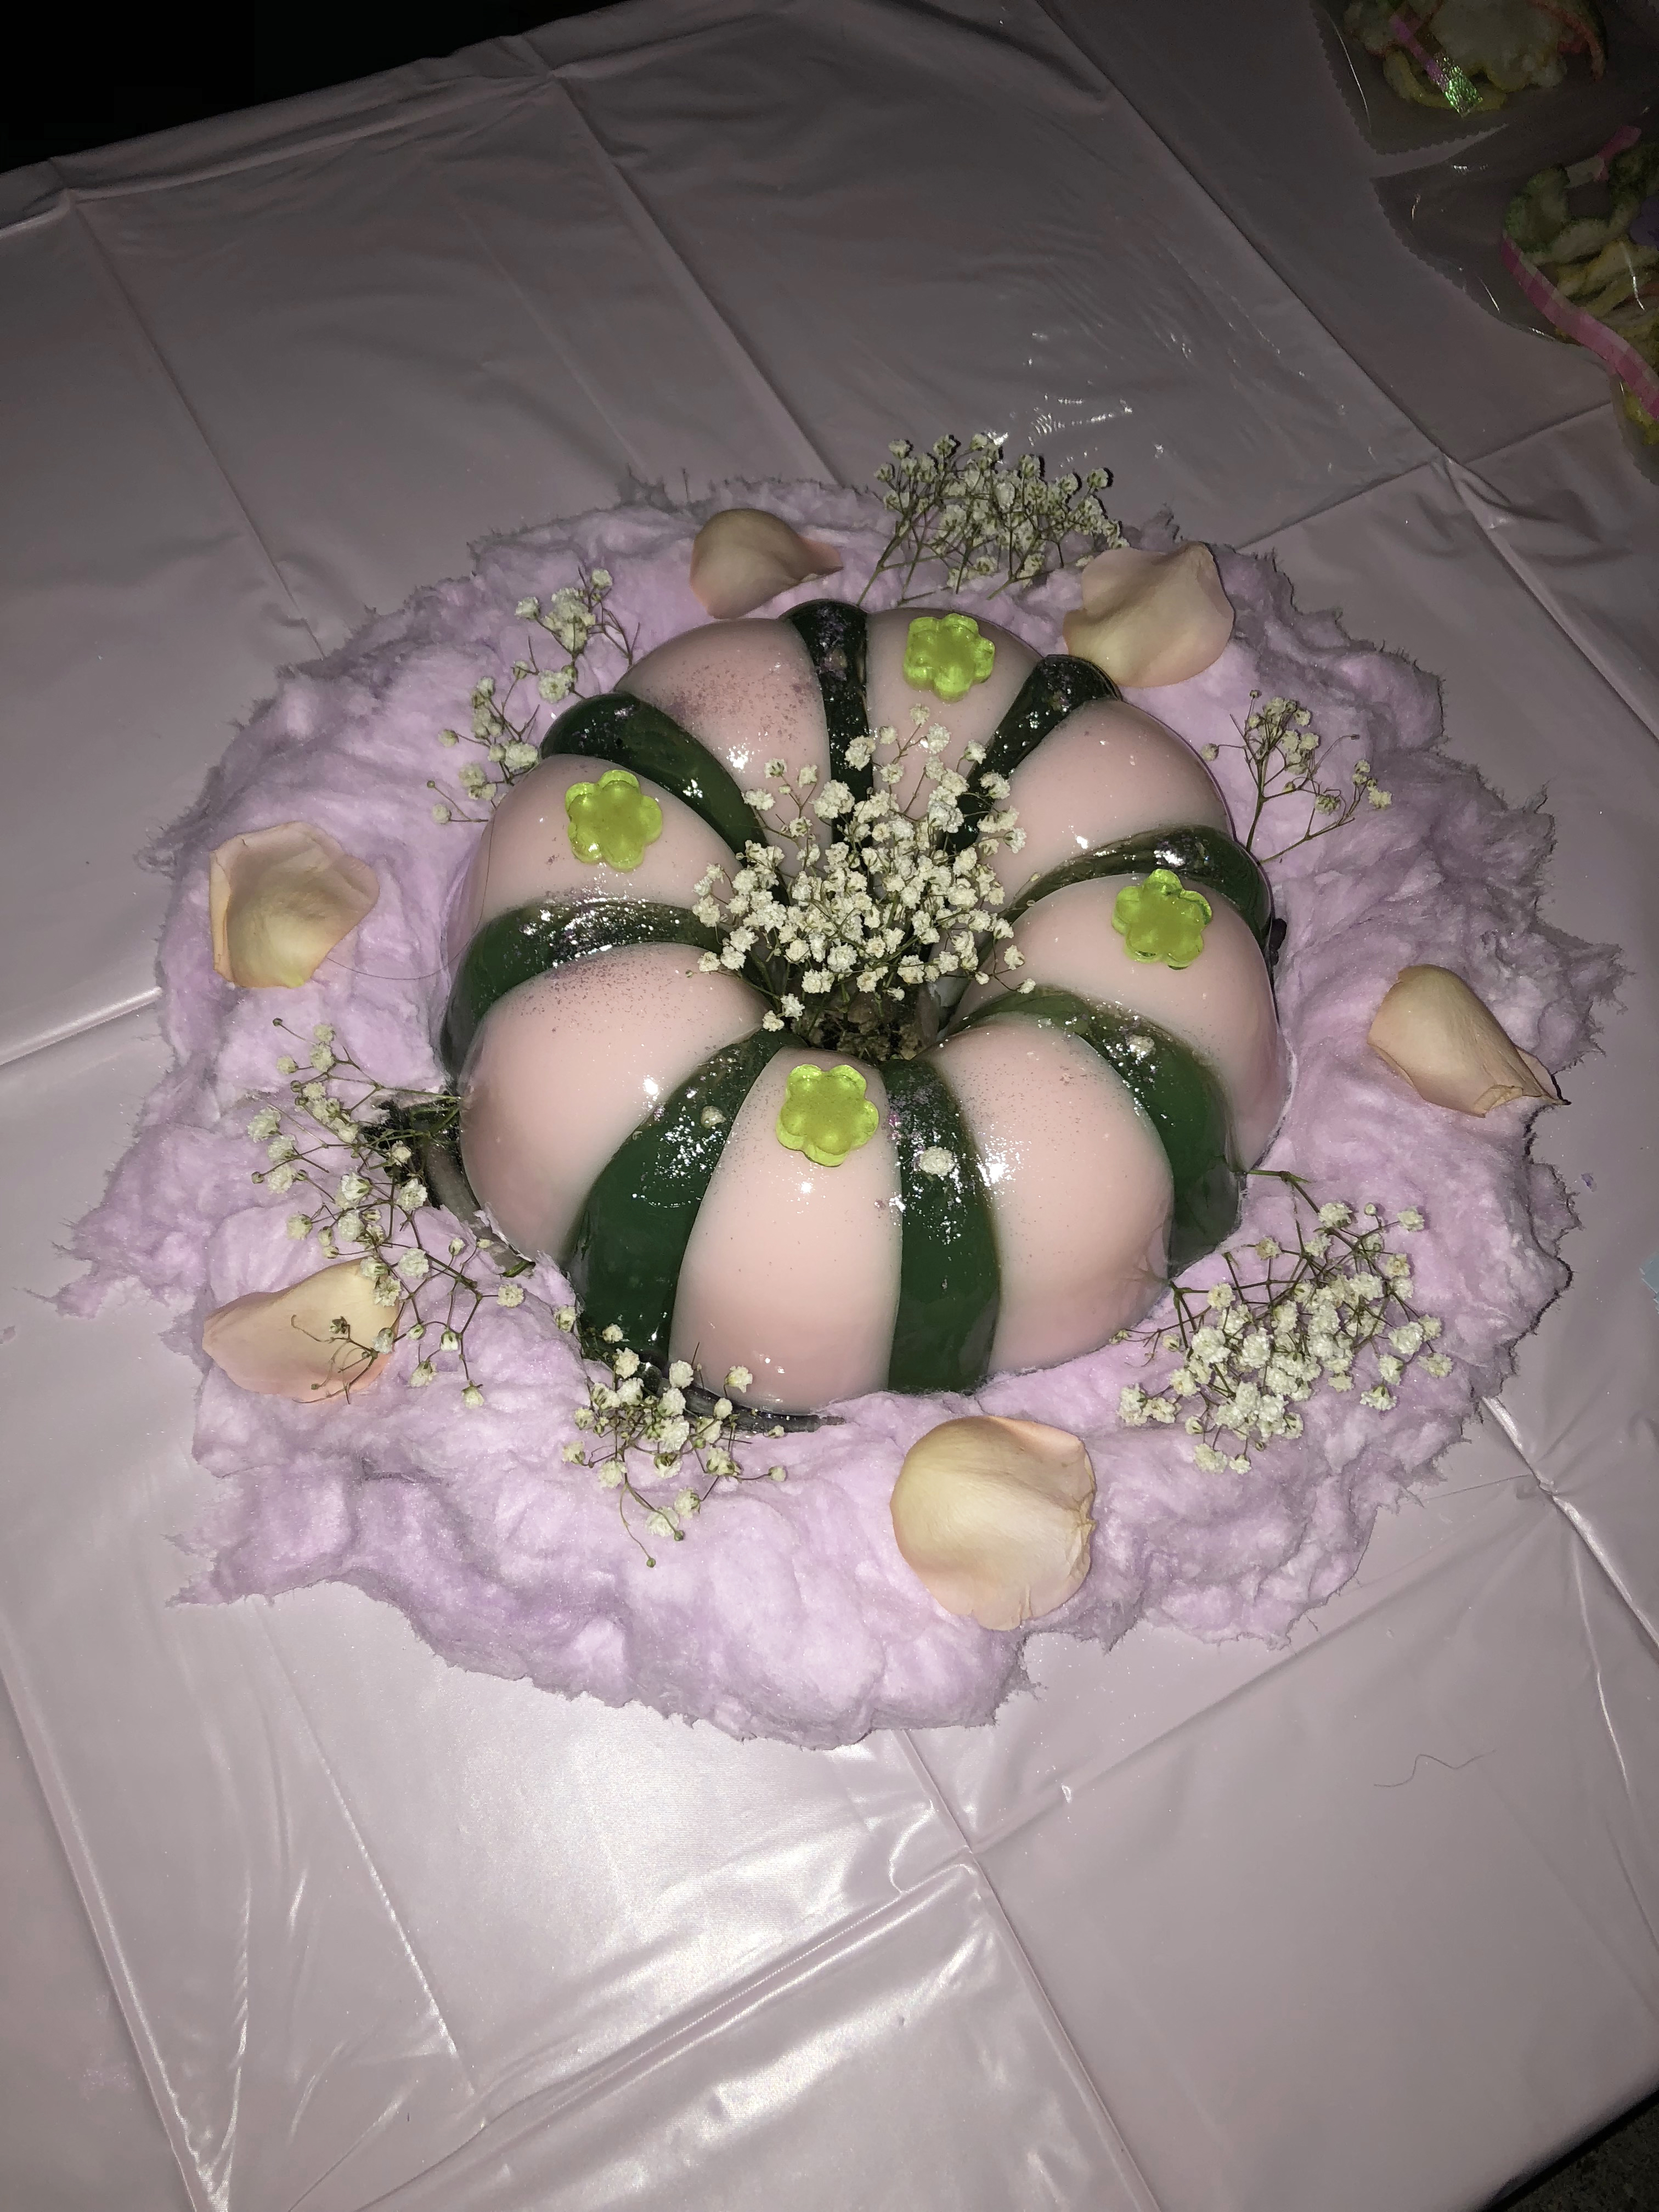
[64,485,1618,1748]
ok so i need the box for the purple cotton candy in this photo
[64,486,1620,1748]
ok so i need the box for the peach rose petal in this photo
[209,822,379,989]
[1062,541,1235,688]
[688,508,843,618]
[890,1414,1096,1632]
[1368,965,1559,1116]
[202,1259,396,1403]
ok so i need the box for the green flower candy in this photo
[565,769,663,870]
[1111,868,1212,970]
[902,612,996,703]
[775,1063,879,1168]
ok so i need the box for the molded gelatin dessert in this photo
[442,602,1288,1413]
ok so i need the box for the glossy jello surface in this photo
[448,601,1285,1411]
[460,943,763,1262]
[961,876,1289,1167]
[995,697,1232,899]
[930,1019,1172,1374]
[451,754,733,954]
[672,1049,902,1409]
[864,608,1037,813]
[619,618,830,832]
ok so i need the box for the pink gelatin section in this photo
[931,1019,1172,1374]
[618,617,828,814]
[461,944,764,1261]
[995,698,1232,900]
[672,1049,901,1412]
[864,608,1036,815]
[968,876,1289,1166]
[450,755,735,953]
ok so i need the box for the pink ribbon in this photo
[1564,122,1643,184]
[1502,125,1659,421]
[1502,241,1659,416]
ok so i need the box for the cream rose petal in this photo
[202,1259,396,1402]
[688,508,843,619]
[1368,964,1559,1116]
[1062,541,1235,688]
[209,821,379,989]
[889,1415,1096,1632]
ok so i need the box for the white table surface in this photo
[3,4,1657,2208]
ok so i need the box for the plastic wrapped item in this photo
[1377,97,1655,323]
[1502,125,1659,410]
[1612,368,1659,473]
[1313,0,1659,154]
[1376,101,1659,478]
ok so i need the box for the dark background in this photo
[0,3,605,173]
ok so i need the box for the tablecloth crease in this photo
[515,74,835,477]
[1448,445,1659,744]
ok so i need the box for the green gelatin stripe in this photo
[562,1029,789,1367]
[439,899,717,1076]
[541,693,757,856]
[784,600,873,802]
[961,985,1239,1273]
[1004,826,1272,947]
[986,655,1120,774]
[950,654,1118,849]
[882,1057,1001,1395]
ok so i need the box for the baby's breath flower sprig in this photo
[1118,1174,1448,1471]
[556,1321,789,1565]
[247,1020,532,1401]
[691,706,1033,1062]
[428,567,634,825]
[1202,692,1391,865]
[864,433,1123,606]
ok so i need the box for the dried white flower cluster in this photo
[248,1022,528,1402]
[245,1029,793,1547]
[866,432,1124,603]
[558,1319,788,1564]
[429,567,633,824]
[1207,692,1392,865]
[692,708,1034,1059]
[1119,1179,1450,1471]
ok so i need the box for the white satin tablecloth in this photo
[2,5,1657,2208]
